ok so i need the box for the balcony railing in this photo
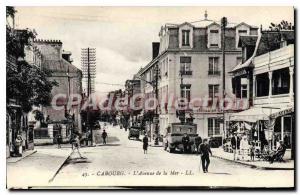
[208,70,221,75]
[180,70,193,75]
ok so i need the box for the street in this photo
[47,123,294,188]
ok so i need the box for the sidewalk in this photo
[7,147,72,189]
[211,147,294,170]
[7,149,37,163]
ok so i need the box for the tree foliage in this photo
[6,6,58,113]
[7,60,58,113]
[269,20,294,31]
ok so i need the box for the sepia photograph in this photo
[6,6,295,189]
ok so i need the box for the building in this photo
[32,39,83,145]
[135,15,258,140]
[6,28,39,157]
[229,29,294,156]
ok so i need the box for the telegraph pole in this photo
[221,17,227,145]
[154,64,159,145]
[81,48,96,146]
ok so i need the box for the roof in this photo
[230,33,262,73]
[238,35,258,48]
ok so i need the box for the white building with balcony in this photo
[230,30,294,154]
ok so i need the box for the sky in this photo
[15,6,294,94]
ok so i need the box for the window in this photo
[180,84,191,102]
[208,28,220,48]
[208,57,220,75]
[256,73,269,97]
[208,118,221,137]
[272,68,290,95]
[241,84,247,98]
[238,30,248,34]
[180,56,192,75]
[182,30,190,46]
[208,84,219,99]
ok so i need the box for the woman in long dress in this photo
[143,135,149,154]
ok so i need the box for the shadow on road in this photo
[207,172,231,175]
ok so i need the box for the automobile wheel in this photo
[169,147,175,153]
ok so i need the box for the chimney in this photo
[152,42,160,60]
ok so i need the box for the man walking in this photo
[199,139,212,173]
[102,130,107,145]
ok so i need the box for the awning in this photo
[229,106,294,123]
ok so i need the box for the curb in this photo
[7,150,37,163]
[48,151,73,183]
[212,155,294,170]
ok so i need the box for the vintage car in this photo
[128,126,141,140]
[163,123,198,153]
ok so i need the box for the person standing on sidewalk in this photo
[15,134,23,157]
[199,139,212,173]
[143,135,149,154]
[231,133,240,160]
[102,130,107,145]
[56,134,62,149]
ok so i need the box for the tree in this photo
[269,20,294,31]
[6,6,58,113]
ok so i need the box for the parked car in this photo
[128,126,141,140]
[163,123,198,153]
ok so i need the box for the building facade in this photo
[136,17,258,140]
[230,30,294,155]
[32,39,83,145]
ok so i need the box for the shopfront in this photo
[229,106,294,159]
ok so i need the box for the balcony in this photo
[180,70,193,75]
[253,44,294,74]
[208,70,221,76]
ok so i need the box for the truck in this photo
[163,123,198,153]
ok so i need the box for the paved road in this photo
[50,123,294,188]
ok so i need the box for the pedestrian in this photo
[239,134,249,160]
[269,141,286,164]
[250,141,255,161]
[199,139,212,173]
[102,130,107,145]
[182,133,190,153]
[56,134,62,149]
[231,133,240,160]
[143,135,149,154]
[15,134,23,157]
[72,134,83,158]
[194,136,202,153]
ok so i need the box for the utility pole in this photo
[81,48,96,146]
[221,17,227,145]
[153,64,160,145]
[179,70,185,123]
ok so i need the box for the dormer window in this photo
[182,30,190,46]
[178,22,193,48]
[207,24,221,49]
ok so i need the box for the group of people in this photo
[230,133,287,163]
